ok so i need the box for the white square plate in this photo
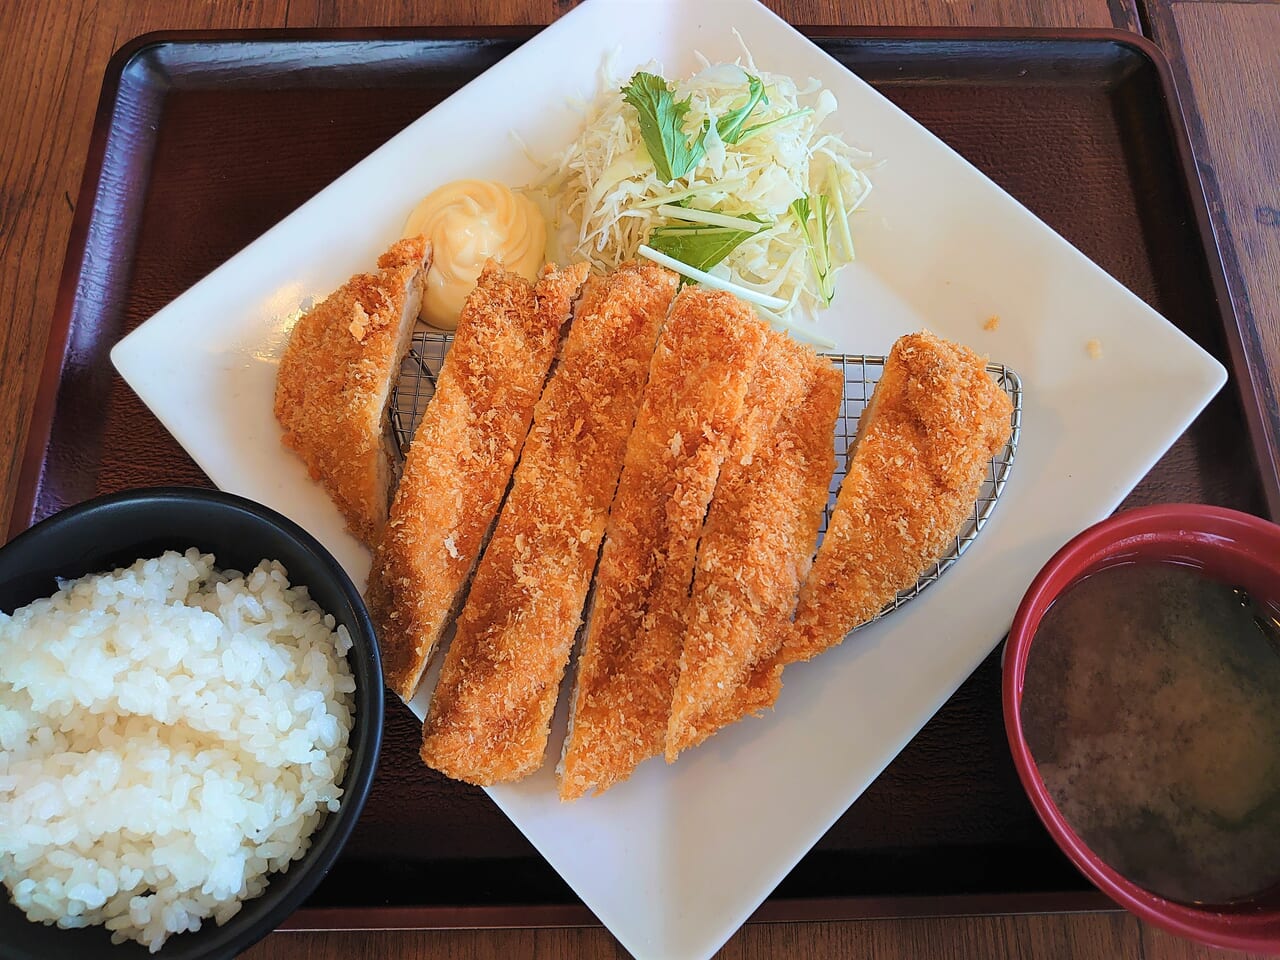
[111,2,1226,957]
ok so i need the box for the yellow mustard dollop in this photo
[402,180,547,330]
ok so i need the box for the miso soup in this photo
[1021,561,1280,904]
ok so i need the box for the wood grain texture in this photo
[236,915,1280,959]
[1149,1,1280,515]
[236,913,1280,959]
[241,914,1143,960]
[1140,924,1274,960]
[750,0,1137,27]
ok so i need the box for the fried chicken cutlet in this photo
[665,332,842,761]
[783,331,1013,664]
[274,236,431,546]
[367,260,589,703]
[420,262,677,785]
[557,288,767,801]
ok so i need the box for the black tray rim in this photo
[7,24,1246,932]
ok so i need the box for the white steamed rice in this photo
[0,549,356,952]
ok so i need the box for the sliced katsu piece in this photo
[367,260,589,703]
[420,262,678,785]
[783,330,1013,664]
[274,236,431,547]
[665,333,842,761]
[558,288,768,801]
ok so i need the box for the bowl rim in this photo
[1003,503,1280,951]
[0,485,384,959]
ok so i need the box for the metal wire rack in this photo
[390,333,451,449]
[831,354,1022,622]
[391,331,1022,621]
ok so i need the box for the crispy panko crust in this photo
[558,288,767,801]
[665,333,842,760]
[783,330,1013,663]
[274,236,430,546]
[419,263,678,785]
[366,260,588,703]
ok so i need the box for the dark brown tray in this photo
[10,27,1271,930]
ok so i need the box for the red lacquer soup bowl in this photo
[1003,504,1280,952]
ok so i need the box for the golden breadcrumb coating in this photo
[419,262,678,785]
[366,260,588,703]
[665,333,841,760]
[273,236,430,546]
[783,330,1013,663]
[558,288,767,801]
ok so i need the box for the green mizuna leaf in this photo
[715,74,768,144]
[737,107,813,145]
[647,215,766,273]
[792,193,836,305]
[621,72,709,184]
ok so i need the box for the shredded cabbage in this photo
[522,45,874,329]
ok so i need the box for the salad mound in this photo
[524,49,874,341]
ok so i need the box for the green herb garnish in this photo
[647,215,765,274]
[715,74,768,144]
[737,107,814,145]
[621,72,709,183]
[792,194,835,305]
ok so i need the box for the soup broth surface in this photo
[1022,561,1280,904]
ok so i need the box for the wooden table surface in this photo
[3,0,1278,957]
